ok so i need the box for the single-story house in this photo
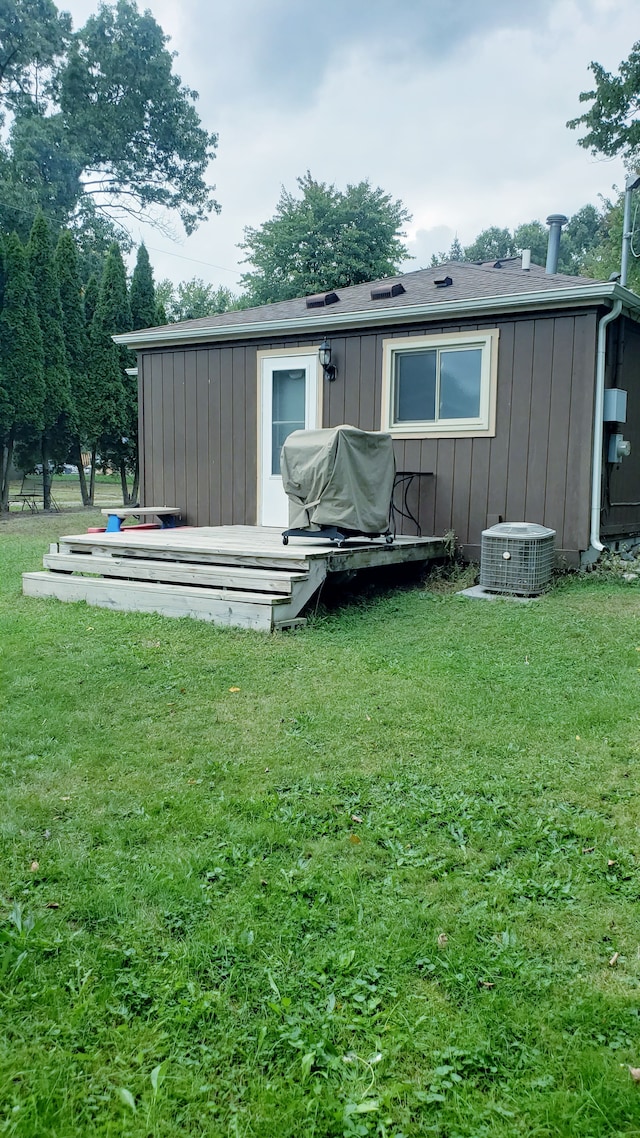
[115,256,640,566]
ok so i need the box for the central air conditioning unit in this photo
[480,522,556,596]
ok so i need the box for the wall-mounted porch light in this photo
[319,338,337,382]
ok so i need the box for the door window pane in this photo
[271,368,306,474]
[439,348,481,419]
[394,350,436,422]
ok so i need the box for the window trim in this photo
[381,328,499,438]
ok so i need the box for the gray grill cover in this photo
[281,425,395,533]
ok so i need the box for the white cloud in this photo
[59,0,639,286]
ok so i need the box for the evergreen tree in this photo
[154,296,168,326]
[89,242,133,503]
[0,234,5,312]
[130,244,157,330]
[128,245,163,498]
[81,270,101,499]
[55,228,92,504]
[27,211,73,507]
[0,232,45,510]
[84,273,99,329]
[0,235,9,497]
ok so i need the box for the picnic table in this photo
[100,506,182,533]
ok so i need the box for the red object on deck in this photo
[86,522,160,534]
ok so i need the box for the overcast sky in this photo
[64,0,639,290]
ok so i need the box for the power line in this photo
[143,244,242,276]
[0,197,242,277]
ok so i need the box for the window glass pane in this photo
[439,348,482,419]
[271,368,306,474]
[394,350,436,422]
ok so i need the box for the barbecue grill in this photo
[280,425,396,546]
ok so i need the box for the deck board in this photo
[57,524,443,563]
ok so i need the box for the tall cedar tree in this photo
[55,229,92,504]
[0,232,45,510]
[130,244,157,330]
[126,243,157,499]
[84,274,99,328]
[0,235,9,497]
[27,212,74,507]
[82,271,100,498]
[89,242,132,502]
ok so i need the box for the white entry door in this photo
[259,353,320,527]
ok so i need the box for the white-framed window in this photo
[381,329,499,438]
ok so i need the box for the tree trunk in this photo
[42,438,51,511]
[131,454,140,505]
[74,440,90,506]
[88,445,96,506]
[0,428,15,512]
[120,459,133,505]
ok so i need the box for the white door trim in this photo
[256,347,323,527]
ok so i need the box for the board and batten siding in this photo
[602,316,640,537]
[138,307,599,561]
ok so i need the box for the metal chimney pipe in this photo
[545,214,568,274]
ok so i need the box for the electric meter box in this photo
[603,388,627,423]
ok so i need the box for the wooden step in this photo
[43,552,307,594]
[23,572,282,631]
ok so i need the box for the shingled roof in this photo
[116,258,639,349]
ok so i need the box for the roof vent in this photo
[370,281,406,300]
[305,291,340,309]
[493,260,503,268]
[434,275,453,288]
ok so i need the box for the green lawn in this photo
[1,514,639,1137]
[7,473,130,511]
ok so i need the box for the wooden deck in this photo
[22,525,446,631]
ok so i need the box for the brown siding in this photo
[138,308,600,558]
[602,317,640,537]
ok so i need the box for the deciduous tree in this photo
[157,277,239,322]
[567,42,640,164]
[239,173,411,305]
[0,0,70,103]
[0,0,219,237]
[463,227,515,263]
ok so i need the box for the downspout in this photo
[589,299,622,555]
